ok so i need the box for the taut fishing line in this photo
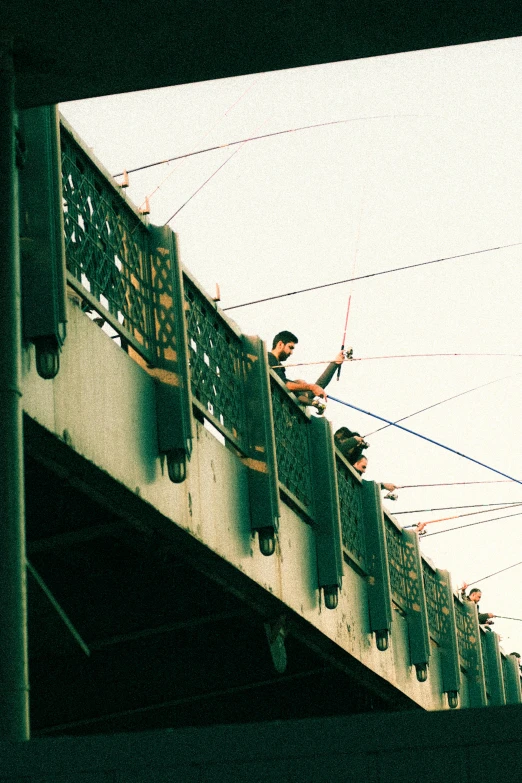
[329,395,522,487]
[364,373,517,438]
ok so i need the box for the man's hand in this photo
[308,383,326,399]
[381,482,397,492]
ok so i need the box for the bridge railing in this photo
[61,119,155,362]
[57,117,520,709]
[183,268,248,451]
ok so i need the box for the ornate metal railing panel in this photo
[455,599,477,670]
[183,273,247,448]
[61,123,154,360]
[422,560,443,643]
[270,379,313,513]
[335,456,366,567]
[385,520,408,610]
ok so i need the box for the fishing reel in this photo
[385,492,398,501]
[311,396,327,415]
[343,347,354,360]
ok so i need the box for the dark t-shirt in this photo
[268,352,288,383]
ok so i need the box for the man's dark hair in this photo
[350,450,367,467]
[469,588,481,596]
[272,331,298,349]
[335,427,359,441]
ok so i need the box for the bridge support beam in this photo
[0,37,30,741]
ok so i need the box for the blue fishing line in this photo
[328,395,522,487]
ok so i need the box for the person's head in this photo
[468,588,482,604]
[352,455,368,475]
[335,428,362,460]
[334,427,358,445]
[271,331,298,361]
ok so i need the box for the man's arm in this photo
[315,350,346,390]
[268,352,326,400]
[286,379,326,399]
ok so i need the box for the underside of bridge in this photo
[25,418,415,737]
[6,1,522,109]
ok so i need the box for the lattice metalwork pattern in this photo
[422,561,442,642]
[149,242,179,367]
[385,522,408,609]
[455,600,478,669]
[336,457,365,565]
[271,381,313,511]
[61,127,154,358]
[402,530,425,611]
[183,275,246,445]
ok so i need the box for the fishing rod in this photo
[364,373,517,438]
[405,503,522,531]
[394,502,522,515]
[113,113,434,178]
[355,352,522,362]
[421,509,522,537]
[495,616,522,622]
[467,561,522,585]
[398,480,512,489]
[223,241,522,311]
[328,395,522,487]
[133,73,266,214]
[271,355,522,369]
[337,181,365,382]
[164,144,245,225]
[337,296,351,382]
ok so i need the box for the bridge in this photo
[8,110,521,740]
[3,0,522,763]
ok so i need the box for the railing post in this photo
[401,528,430,682]
[19,105,66,379]
[482,631,506,706]
[435,569,461,708]
[308,416,343,609]
[148,226,193,481]
[0,37,30,741]
[362,481,393,651]
[241,336,280,555]
[460,600,487,707]
[504,654,522,705]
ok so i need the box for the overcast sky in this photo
[61,35,522,654]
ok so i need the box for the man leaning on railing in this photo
[459,584,495,629]
[268,330,345,412]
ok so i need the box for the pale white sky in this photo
[61,35,522,654]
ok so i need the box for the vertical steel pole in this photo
[0,37,30,741]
